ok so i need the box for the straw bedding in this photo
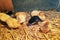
[0,11,60,40]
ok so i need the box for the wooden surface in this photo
[0,0,14,11]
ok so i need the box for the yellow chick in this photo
[0,13,10,22]
[15,12,27,24]
[6,18,22,28]
[0,13,22,28]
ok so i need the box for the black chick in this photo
[1,10,13,15]
[6,11,13,16]
[6,11,16,18]
[27,16,43,26]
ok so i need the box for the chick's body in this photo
[15,12,27,24]
[28,16,42,26]
[6,18,21,28]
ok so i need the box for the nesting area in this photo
[0,11,60,40]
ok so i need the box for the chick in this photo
[27,10,43,26]
[29,10,49,33]
[15,12,27,24]
[6,11,15,17]
[0,13,22,29]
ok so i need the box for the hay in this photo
[0,11,60,40]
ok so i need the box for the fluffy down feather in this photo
[6,18,21,28]
[15,12,27,24]
[39,12,46,21]
[0,13,10,22]
[31,10,41,16]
